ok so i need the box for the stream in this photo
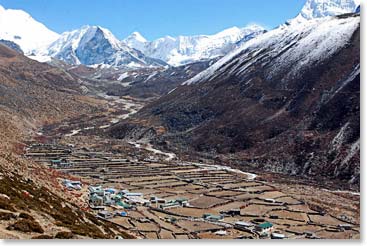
[63,94,258,180]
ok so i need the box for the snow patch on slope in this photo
[184,16,359,85]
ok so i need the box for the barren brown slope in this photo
[108,15,360,189]
[0,44,133,239]
[0,44,105,149]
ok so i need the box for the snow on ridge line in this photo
[289,0,361,25]
[0,4,59,54]
[124,24,266,66]
[183,15,360,86]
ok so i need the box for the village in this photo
[23,143,360,239]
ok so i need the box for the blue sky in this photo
[0,0,306,40]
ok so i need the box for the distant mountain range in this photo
[122,25,266,66]
[36,25,167,68]
[0,4,265,67]
[0,0,359,68]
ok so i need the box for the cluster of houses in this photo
[202,213,224,222]
[234,221,286,239]
[51,159,72,168]
[158,198,189,209]
[87,185,191,219]
[62,179,82,191]
[84,183,286,239]
[88,185,145,209]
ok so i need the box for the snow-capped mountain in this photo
[185,15,359,85]
[289,0,360,24]
[116,13,360,183]
[0,4,59,54]
[39,25,166,67]
[124,32,147,52]
[186,0,360,85]
[123,24,266,66]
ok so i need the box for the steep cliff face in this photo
[109,14,360,186]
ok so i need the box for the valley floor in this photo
[21,95,359,239]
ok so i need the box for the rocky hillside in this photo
[0,43,104,144]
[68,58,218,98]
[0,40,23,54]
[109,14,360,188]
[0,43,133,239]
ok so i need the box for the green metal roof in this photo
[258,222,273,229]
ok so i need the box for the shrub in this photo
[31,234,53,239]
[7,218,44,233]
[19,212,34,220]
[55,231,74,239]
[0,197,15,212]
[0,212,16,220]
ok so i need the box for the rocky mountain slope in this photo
[0,39,23,54]
[109,13,360,187]
[68,58,218,98]
[124,25,266,66]
[0,43,133,239]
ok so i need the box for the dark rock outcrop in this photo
[0,39,23,54]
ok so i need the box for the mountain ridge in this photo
[123,24,266,66]
[36,25,167,68]
[108,13,360,186]
[288,0,360,24]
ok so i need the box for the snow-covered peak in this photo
[126,24,266,66]
[214,24,264,39]
[185,15,360,85]
[37,25,165,67]
[213,26,242,38]
[0,4,59,54]
[98,26,124,49]
[42,25,127,59]
[290,0,360,24]
[123,31,147,51]
[127,31,147,43]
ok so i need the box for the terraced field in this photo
[25,144,360,239]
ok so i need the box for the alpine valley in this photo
[0,0,361,240]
